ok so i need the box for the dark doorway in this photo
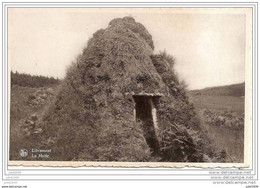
[133,95,161,155]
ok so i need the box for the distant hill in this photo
[189,82,245,97]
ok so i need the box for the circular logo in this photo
[19,148,28,157]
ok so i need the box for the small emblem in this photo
[19,148,28,157]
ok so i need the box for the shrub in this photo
[159,50,175,69]
[160,123,204,162]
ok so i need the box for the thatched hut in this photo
[41,17,204,162]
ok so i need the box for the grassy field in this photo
[189,94,244,162]
[190,95,244,113]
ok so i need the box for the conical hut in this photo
[41,17,205,162]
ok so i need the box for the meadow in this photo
[189,94,244,162]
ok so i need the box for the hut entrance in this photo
[133,94,162,155]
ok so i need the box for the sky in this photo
[8,8,247,90]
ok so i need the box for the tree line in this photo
[11,71,61,88]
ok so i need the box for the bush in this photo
[160,123,204,162]
[159,50,175,69]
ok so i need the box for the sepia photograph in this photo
[7,7,252,167]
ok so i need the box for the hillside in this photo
[189,82,245,97]
[10,84,61,160]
